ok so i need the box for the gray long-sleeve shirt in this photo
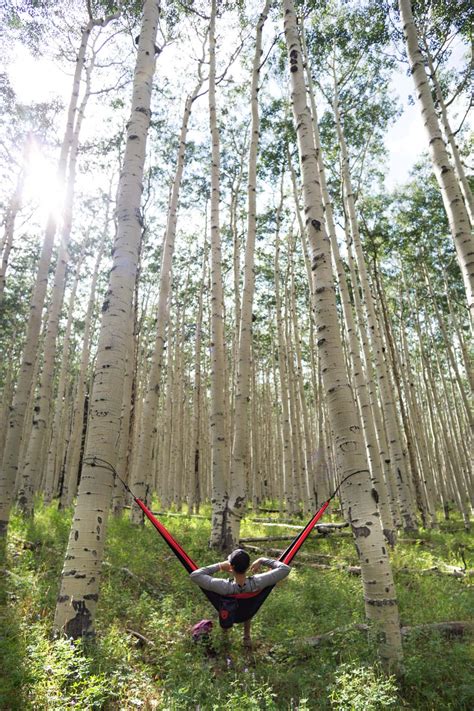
[189,558,291,595]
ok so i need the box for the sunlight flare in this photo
[23,140,65,224]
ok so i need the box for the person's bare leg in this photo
[243,619,252,649]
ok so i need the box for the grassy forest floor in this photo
[1,501,473,710]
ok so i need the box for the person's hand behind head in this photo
[250,557,264,574]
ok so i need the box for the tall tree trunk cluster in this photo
[0,0,470,665]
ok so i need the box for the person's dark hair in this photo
[228,549,250,573]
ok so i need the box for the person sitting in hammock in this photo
[190,549,291,648]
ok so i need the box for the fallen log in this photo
[302,621,474,647]
[398,565,474,578]
[240,535,302,543]
[153,511,209,519]
[249,520,304,529]
[249,520,349,533]
[126,628,154,646]
[243,545,357,567]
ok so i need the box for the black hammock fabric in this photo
[134,497,330,627]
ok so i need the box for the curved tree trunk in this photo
[53,0,160,638]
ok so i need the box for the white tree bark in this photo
[208,0,230,548]
[227,0,271,543]
[0,14,109,537]
[398,0,474,323]
[189,237,207,514]
[60,224,108,507]
[130,69,204,524]
[333,82,417,531]
[0,168,24,302]
[283,0,402,667]
[17,59,93,514]
[299,41,396,540]
[421,34,474,225]
[53,0,160,637]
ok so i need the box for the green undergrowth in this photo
[1,502,473,710]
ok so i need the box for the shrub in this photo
[329,663,399,711]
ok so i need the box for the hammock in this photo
[134,497,330,627]
[85,457,351,628]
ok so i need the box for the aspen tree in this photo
[412,290,470,524]
[0,366,14,464]
[130,53,205,522]
[275,215,296,513]
[0,9,118,538]
[333,82,417,531]
[374,279,430,525]
[376,275,437,527]
[426,68,473,224]
[423,267,472,430]
[41,246,85,505]
[60,224,108,507]
[208,0,230,548]
[227,0,271,546]
[53,0,160,637]
[18,63,94,514]
[441,266,474,394]
[397,315,440,516]
[286,259,309,510]
[398,0,474,323]
[112,309,135,515]
[299,39,396,538]
[0,168,24,302]
[282,0,402,666]
[291,276,317,511]
[189,238,207,514]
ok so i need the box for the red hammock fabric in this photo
[134,498,330,622]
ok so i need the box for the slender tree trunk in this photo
[333,79,417,531]
[0,17,99,537]
[421,35,474,225]
[53,0,160,638]
[274,206,296,514]
[112,300,135,515]
[282,0,402,667]
[227,0,272,544]
[60,226,107,507]
[130,72,204,524]
[189,237,207,514]
[18,63,94,516]
[42,247,85,505]
[208,0,230,549]
[0,365,14,464]
[299,41,396,539]
[398,0,474,322]
[0,168,24,302]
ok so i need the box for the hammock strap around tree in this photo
[84,457,360,610]
[135,496,332,591]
